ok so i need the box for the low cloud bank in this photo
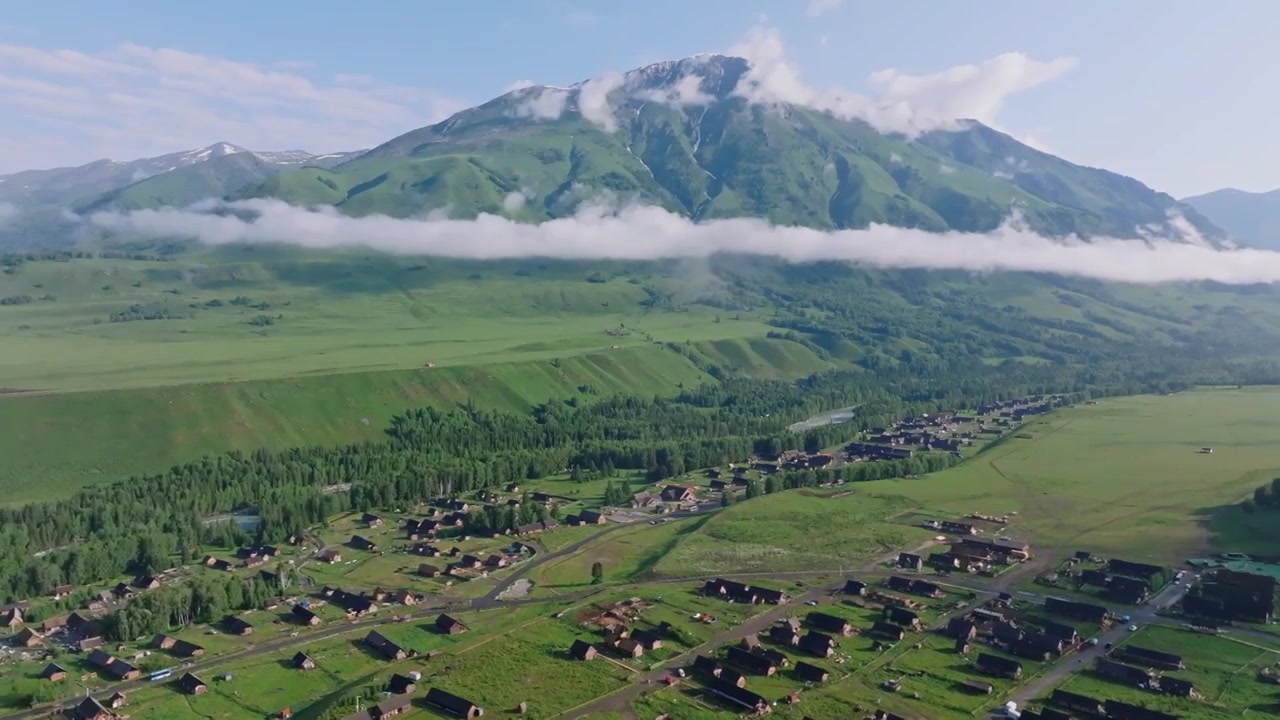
[86,198,1280,285]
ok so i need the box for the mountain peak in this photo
[615,54,748,103]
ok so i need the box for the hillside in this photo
[0,143,361,211]
[5,243,1280,501]
[74,151,360,213]
[235,55,1222,242]
[1183,187,1280,250]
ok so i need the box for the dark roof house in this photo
[371,695,413,719]
[171,640,204,658]
[805,611,851,635]
[177,672,208,695]
[222,615,254,635]
[798,630,837,656]
[1115,645,1183,670]
[725,646,776,675]
[365,630,408,660]
[436,614,467,634]
[424,687,483,718]
[69,696,114,720]
[897,552,923,569]
[976,653,1023,679]
[871,621,906,641]
[292,604,320,626]
[794,660,829,683]
[387,673,416,694]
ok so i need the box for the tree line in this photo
[1241,477,1280,514]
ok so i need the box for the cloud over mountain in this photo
[729,28,1076,137]
[501,27,1075,140]
[87,199,1280,285]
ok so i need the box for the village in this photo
[2,392,1279,720]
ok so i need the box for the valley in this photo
[8,244,1280,504]
[0,390,1277,720]
[2,24,1280,720]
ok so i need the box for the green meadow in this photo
[863,387,1280,561]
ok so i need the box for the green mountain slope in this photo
[236,55,1221,242]
[1182,187,1280,249]
[76,153,302,212]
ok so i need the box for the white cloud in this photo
[805,0,846,17]
[889,152,903,163]
[511,86,572,121]
[867,52,1076,128]
[729,27,1076,137]
[939,163,956,175]
[502,191,528,212]
[85,199,1279,285]
[576,72,625,132]
[0,41,467,172]
[502,79,535,94]
[638,74,713,107]
[506,26,1071,140]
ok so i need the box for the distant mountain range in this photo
[1182,188,1280,250]
[0,143,363,212]
[0,54,1231,250]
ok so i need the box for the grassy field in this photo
[652,490,933,577]
[1,248,840,504]
[0,342,731,505]
[529,517,708,591]
[858,387,1280,562]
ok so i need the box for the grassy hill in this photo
[231,55,1221,242]
[0,344,725,504]
[7,242,1280,503]
[76,153,305,213]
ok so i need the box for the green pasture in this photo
[861,387,1280,561]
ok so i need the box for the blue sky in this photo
[1,0,1275,197]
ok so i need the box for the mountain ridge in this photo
[1183,187,1280,250]
[0,53,1229,252]
[0,143,366,211]
[227,53,1224,245]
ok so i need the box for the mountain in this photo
[235,54,1223,244]
[0,143,363,211]
[75,149,364,213]
[1182,188,1280,250]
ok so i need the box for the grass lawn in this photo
[872,633,1026,718]
[427,616,633,717]
[1051,624,1280,719]
[856,388,1280,563]
[652,489,931,577]
[529,517,707,590]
